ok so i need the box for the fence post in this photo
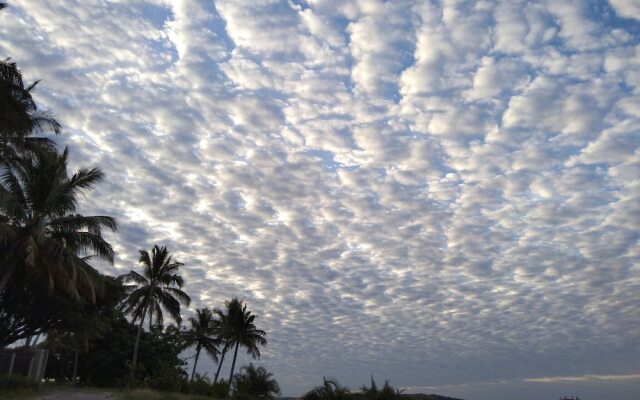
[7,352,16,376]
[27,349,46,383]
[37,349,49,385]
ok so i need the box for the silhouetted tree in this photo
[0,58,60,163]
[0,148,116,302]
[119,245,191,381]
[186,307,220,381]
[215,298,266,394]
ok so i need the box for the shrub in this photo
[189,374,215,396]
[233,364,280,400]
[359,377,403,400]
[304,378,351,400]
[188,374,229,398]
[0,374,37,391]
[147,362,187,393]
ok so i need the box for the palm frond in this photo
[119,270,148,285]
[27,109,61,134]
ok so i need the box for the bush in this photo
[147,362,187,393]
[233,364,280,400]
[189,374,215,396]
[0,374,37,391]
[304,379,351,400]
[188,374,229,398]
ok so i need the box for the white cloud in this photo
[1,1,639,399]
[609,0,640,21]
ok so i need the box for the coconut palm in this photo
[119,245,191,379]
[0,58,60,163]
[186,307,220,381]
[218,298,267,394]
[0,148,116,302]
[212,322,230,384]
[233,363,280,399]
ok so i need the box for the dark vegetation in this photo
[0,3,461,400]
[302,378,463,400]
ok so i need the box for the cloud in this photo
[0,0,639,399]
[609,0,640,20]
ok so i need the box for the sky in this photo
[1,0,640,399]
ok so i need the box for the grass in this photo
[0,374,40,399]
[0,384,114,399]
[122,388,219,400]
[1,385,222,400]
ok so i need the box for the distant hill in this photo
[277,394,463,400]
[403,394,464,400]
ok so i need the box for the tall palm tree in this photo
[0,148,116,302]
[0,59,60,163]
[186,307,220,381]
[218,298,267,394]
[119,245,191,380]
[212,311,230,384]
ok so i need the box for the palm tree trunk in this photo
[72,348,79,384]
[129,303,149,383]
[227,342,240,394]
[214,341,228,383]
[191,345,201,381]
[149,307,153,332]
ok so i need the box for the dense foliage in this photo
[233,363,281,400]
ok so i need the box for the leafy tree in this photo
[119,245,191,380]
[0,275,79,347]
[0,148,116,302]
[44,274,125,382]
[0,58,60,163]
[48,314,188,389]
[304,378,351,400]
[233,363,280,400]
[185,307,220,380]
[215,298,267,394]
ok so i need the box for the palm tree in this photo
[0,58,60,163]
[212,314,230,384]
[186,307,220,381]
[233,363,280,399]
[0,148,116,302]
[304,378,351,400]
[119,245,191,380]
[218,298,267,394]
